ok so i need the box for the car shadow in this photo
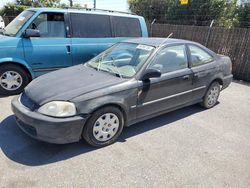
[0,105,205,166]
[0,94,16,98]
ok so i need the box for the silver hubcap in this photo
[93,113,120,142]
[207,86,219,106]
[0,71,23,91]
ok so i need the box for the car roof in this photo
[124,38,196,47]
[27,8,142,18]
[124,38,218,57]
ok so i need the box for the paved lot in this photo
[0,82,250,188]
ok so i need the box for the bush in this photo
[0,3,28,17]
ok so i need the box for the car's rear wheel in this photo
[201,82,220,109]
[82,106,124,147]
[0,64,30,95]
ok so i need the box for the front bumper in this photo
[222,74,233,90]
[11,96,88,144]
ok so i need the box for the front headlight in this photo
[38,101,77,117]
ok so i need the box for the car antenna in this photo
[160,33,173,46]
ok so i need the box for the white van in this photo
[0,16,5,28]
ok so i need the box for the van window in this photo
[111,16,142,37]
[70,13,112,38]
[29,13,65,38]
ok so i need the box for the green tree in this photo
[16,0,32,6]
[38,0,60,7]
[167,0,226,25]
[238,3,250,27]
[128,0,240,27]
[0,0,61,18]
[17,0,60,7]
[128,0,172,23]
[216,0,239,28]
[0,3,28,17]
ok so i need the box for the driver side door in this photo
[136,44,194,119]
[22,12,72,77]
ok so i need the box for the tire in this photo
[82,106,124,147]
[201,82,221,109]
[0,64,30,95]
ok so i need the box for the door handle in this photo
[193,73,199,79]
[183,75,190,80]
[66,45,71,55]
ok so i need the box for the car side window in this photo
[189,45,213,66]
[70,13,112,38]
[149,45,188,74]
[111,16,142,37]
[29,13,66,38]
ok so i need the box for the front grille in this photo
[20,92,38,110]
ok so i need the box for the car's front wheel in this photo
[82,106,124,147]
[0,64,30,95]
[201,82,221,109]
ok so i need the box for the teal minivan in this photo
[0,8,148,95]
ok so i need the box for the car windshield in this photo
[4,10,35,36]
[86,43,155,78]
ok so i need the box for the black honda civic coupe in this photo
[11,38,233,147]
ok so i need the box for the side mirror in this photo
[22,29,40,38]
[140,68,161,81]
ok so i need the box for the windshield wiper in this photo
[97,54,105,71]
[110,57,123,78]
[0,28,5,35]
[96,55,122,78]
[0,28,11,36]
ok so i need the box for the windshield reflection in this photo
[86,43,155,78]
[4,10,35,36]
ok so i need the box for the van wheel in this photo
[201,82,220,109]
[82,106,124,147]
[0,64,30,95]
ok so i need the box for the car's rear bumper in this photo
[11,96,88,144]
[222,74,233,90]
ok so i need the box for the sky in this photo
[0,0,14,8]
[1,0,249,10]
[62,0,129,12]
[0,0,129,12]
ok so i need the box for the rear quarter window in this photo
[70,13,112,38]
[111,16,142,37]
[189,45,214,67]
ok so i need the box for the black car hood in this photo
[24,65,126,105]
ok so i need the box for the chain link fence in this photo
[150,23,250,82]
[2,16,250,82]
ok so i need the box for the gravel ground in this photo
[0,81,250,188]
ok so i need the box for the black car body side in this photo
[11,38,233,144]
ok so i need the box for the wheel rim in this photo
[0,71,23,91]
[207,85,220,107]
[93,113,120,142]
